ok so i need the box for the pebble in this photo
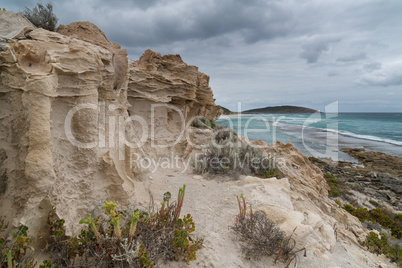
[193,175,203,180]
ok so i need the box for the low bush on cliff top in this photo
[43,184,202,267]
[194,128,280,178]
[232,194,306,266]
[20,3,58,31]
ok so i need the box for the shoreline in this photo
[217,113,402,212]
[217,115,402,161]
[278,122,402,160]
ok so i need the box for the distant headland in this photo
[220,105,318,114]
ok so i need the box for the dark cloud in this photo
[336,53,366,62]
[2,0,402,112]
[327,71,339,77]
[94,0,162,10]
[362,62,382,73]
[88,0,298,48]
[300,36,340,64]
[358,64,402,87]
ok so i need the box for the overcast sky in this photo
[3,0,402,112]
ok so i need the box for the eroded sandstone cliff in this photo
[0,11,221,235]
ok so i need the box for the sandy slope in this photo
[134,164,395,268]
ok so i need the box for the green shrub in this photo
[0,218,37,268]
[39,259,59,268]
[194,128,277,178]
[324,174,344,197]
[20,3,58,31]
[352,208,370,222]
[364,232,401,266]
[342,205,402,239]
[342,204,355,214]
[369,209,401,239]
[44,185,203,267]
[191,117,216,129]
[260,168,282,179]
[369,200,379,207]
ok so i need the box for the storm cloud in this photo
[358,63,402,87]
[3,0,402,112]
[300,36,340,64]
[336,53,367,62]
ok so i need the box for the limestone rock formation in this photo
[311,150,402,212]
[129,49,221,120]
[267,141,368,255]
[0,10,35,40]
[56,21,128,91]
[127,49,222,155]
[0,12,221,235]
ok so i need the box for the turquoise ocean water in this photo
[216,113,402,162]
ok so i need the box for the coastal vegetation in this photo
[341,203,401,238]
[339,203,402,266]
[323,173,345,197]
[232,194,306,266]
[19,2,58,31]
[0,218,37,268]
[194,128,280,178]
[364,232,401,267]
[311,150,402,267]
[0,185,203,267]
[191,117,216,129]
[260,168,282,179]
